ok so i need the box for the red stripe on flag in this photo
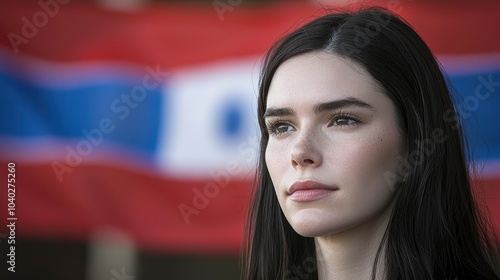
[0,1,499,68]
[0,162,251,254]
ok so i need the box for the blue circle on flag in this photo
[219,98,245,141]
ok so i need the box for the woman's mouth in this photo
[288,180,338,202]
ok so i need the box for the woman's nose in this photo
[290,130,323,169]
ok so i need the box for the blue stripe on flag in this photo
[449,69,500,161]
[0,71,163,156]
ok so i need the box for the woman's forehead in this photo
[266,52,385,110]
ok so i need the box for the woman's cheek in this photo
[335,129,400,190]
[265,141,288,186]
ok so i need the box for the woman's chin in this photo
[292,224,342,238]
[288,213,346,238]
[293,227,324,238]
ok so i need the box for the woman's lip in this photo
[288,180,338,195]
[289,189,335,202]
[288,180,338,202]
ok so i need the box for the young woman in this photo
[242,7,500,280]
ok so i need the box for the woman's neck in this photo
[314,204,393,280]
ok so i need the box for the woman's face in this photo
[264,52,402,237]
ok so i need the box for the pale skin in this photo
[264,52,402,279]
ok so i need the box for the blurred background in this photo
[0,0,499,279]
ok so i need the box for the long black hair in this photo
[242,7,500,280]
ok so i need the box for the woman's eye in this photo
[333,118,356,126]
[329,115,360,127]
[267,122,295,136]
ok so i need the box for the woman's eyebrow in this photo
[314,97,374,113]
[264,97,374,118]
[264,107,295,118]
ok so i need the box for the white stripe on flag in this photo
[156,57,261,178]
